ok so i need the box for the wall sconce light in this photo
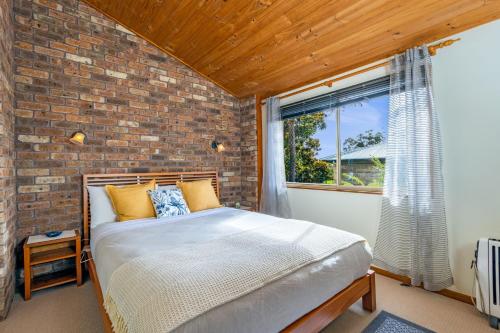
[211,141,225,153]
[69,131,87,145]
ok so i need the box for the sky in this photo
[313,95,389,158]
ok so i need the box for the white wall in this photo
[289,189,381,245]
[287,19,500,294]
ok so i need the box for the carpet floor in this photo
[0,274,495,333]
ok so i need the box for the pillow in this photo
[176,179,222,212]
[148,189,190,218]
[105,180,156,221]
[87,186,117,228]
[157,184,177,191]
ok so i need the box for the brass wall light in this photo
[69,131,87,145]
[211,141,225,153]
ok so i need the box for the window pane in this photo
[284,110,336,184]
[339,94,388,187]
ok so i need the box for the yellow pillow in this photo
[105,180,156,221]
[176,179,222,212]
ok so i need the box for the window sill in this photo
[286,183,382,195]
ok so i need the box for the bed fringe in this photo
[104,293,128,333]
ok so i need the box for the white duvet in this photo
[91,208,371,333]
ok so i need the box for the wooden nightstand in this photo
[23,230,82,300]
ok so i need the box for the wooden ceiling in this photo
[83,0,500,97]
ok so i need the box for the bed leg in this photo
[362,270,376,312]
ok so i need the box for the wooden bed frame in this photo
[83,171,376,333]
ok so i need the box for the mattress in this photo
[91,208,372,333]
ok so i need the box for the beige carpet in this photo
[0,275,495,333]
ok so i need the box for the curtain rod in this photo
[260,38,460,104]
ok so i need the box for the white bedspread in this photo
[91,208,372,333]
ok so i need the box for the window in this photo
[282,76,389,190]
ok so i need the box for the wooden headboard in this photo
[82,171,219,244]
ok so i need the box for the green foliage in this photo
[284,113,334,184]
[367,157,385,187]
[343,130,384,153]
[341,130,386,187]
[341,157,385,187]
[284,117,386,187]
[341,173,365,186]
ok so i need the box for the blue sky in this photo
[313,95,389,158]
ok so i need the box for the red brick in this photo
[52,105,79,114]
[15,41,33,51]
[49,41,77,54]
[50,153,78,160]
[17,66,49,79]
[18,185,50,193]
[106,140,129,147]
[80,93,104,103]
[17,152,49,160]
[79,33,104,45]
[79,153,104,160]
[17,169,50,176]
[34,45,64,58]
[169,96,185,103]
[14,75,32,84]
[34,0,63,11]
[18,201,51,210]
[34,111,65,121]
[34,128,65,136]
[17,101,49,111]
[64,37,91,49]
[65,114,92,123]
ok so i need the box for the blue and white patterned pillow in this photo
[148,189,190,218]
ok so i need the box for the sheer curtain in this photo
[373,46,453,291]
[260,96,291,218]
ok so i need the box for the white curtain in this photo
[260,96,291,218]
[373,46,453,291]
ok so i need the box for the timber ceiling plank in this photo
[216,0,412,84]
[83,0,500,97]
[257,3,500,96]
[191,0,333,69]
[229,0,484,87]
[170,1,271,60]
[268,2,500,92]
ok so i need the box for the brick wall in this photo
[0,0,16,319]
[240,97,258,210]
[13,0,257,244]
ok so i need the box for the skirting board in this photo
[370,265,474,305]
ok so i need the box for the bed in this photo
[83,171,376,333]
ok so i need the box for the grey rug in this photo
[362,311,435,333]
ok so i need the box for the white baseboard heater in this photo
[475,238,500,329]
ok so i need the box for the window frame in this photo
[282,76,389,195]
[286,182,383,194]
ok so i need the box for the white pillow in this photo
[157,184,177,191]
[87,186,117,228]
